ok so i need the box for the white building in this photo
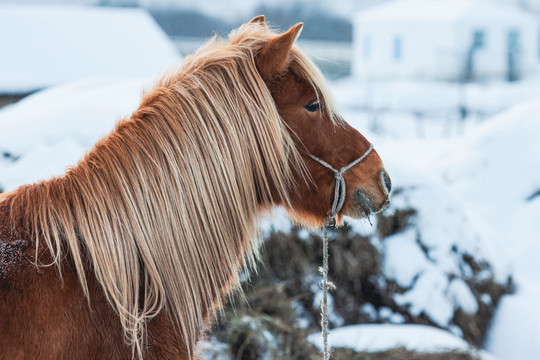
[0,5,181,94]
[353,0,539,81]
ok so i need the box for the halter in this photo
[306,143,374,360]
[307,144,374,222]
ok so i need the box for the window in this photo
[363,35,371,60]
[507,30,520,81]
[473,30,485,49]
[393,36,402,61]
[508,30,519,52]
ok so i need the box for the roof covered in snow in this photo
[356,0,538,24]
[0,5,181,94]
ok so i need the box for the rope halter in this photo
[307,144,374,221]
[307,143,374,360]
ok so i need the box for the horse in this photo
[0,16,391,359]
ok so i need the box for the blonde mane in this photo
[4,23,337,357]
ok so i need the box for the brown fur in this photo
[0,17,389,359]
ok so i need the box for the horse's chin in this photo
[286,189,390,228]
[343,189,390,219]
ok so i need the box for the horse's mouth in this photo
[345,189,390,219]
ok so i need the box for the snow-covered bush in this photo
[200,162,511,358]
[438,98,540,360]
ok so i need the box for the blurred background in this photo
[0,1,539,359]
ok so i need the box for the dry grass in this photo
[0,94,28,110]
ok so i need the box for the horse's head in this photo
[251,16,391,227]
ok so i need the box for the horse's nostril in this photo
[381,169,392,193]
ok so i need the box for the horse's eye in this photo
[304,101,321,113]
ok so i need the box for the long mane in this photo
[4,23,337,357]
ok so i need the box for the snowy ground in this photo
[331,77,540,360]
[308,324,501,359]
[0,77,150,190]
[333,75,540,140]
[438,98,540,360]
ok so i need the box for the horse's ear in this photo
[250,15,265,25]
[256,22,303,81]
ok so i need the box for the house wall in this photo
[353,20,458,80]
[456,17,538,80]
[353,15,539,81]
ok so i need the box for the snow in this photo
[308,324,501,359]
[0,5,181,93]
[383,229,429,288]
[378,306,405,323]
[258,208,293,237]
[485,280,540,360]
[331,149,511,330]
[343,84,540,359]
[345,214,377,237]
[333,78,540,121]
[361,303,378,321]
[396,270,454,326]
[357,0,535,24]
[376,159,511,321]
[448,279,479,315]
[431,96,540,360]
[0,239,28,281]
[441,98,540,281]
[330,75,540,358]
[196,338,233,360]
[0,77,149,190]
[340,80,540,359]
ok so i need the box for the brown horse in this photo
[0,17,390,359]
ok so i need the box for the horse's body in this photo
[0,17,391,359]
[0,203,194,359]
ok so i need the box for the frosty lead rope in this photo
[319,225,335,360]
[309,144,374,360]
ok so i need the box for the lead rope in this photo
[319,224,334,360]
[307,144,374,360]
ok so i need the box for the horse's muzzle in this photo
[350,168,391,218]
[351,189,389,216]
